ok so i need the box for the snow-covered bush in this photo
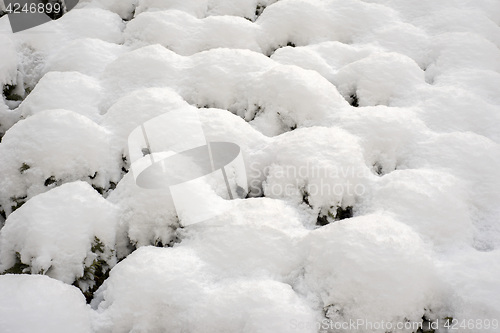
[262,127,371,224]
[1,0,499,330]
[180,198,309,279]
[257,0,399,54]
[92,246,318,333]
[0,182,119,298]
[0,110,120,216]
[124,10,262,55]
[334,52,426,107]
[301,213,442,332]
[43,38,126,78]
[18,71,103,122]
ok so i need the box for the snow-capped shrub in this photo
[245,65,349,135]
[102,87,191,156]
[436,248,500,327]
[107,172,179,252]
[271,41,376,83]
[0,110,120,216]
[57,7,125,44]
[301,213,442,332]
[432,69,500,106]
[335,105,430,175]
[18,71,103,122]
[43,38,126,78]
[262,127,371,224]
[0,275,92,333]
[92,246,318,333]
[426,32,500,80]
[124,10,262,55]
[100,45,275,111]
[257,0,399,54]
[357,21,431,68]
[180,198,309,279]
[418,9,500,48]
[367,169,474,247]
[334,52,426,107]
[0,182,119,290]
[409,132,500,250]
[102,45,347,135]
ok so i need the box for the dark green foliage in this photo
[349,93,359,107]
[316,206,353,226]
[255,3,266,18]
[77,257,110,304]
[19,163,31,174]
[91,236,105,254]
[44,176,57,187]
[373,162,383,176]
[1,252,30,275]
[76,237,113,304]
[3,85,23,102]
[10,195,27,212]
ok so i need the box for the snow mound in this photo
[179,198,309,280]
[257,0,399,54]
[106,172,179,252]
[0,182,119,285]
[101,45,347,135]
[102,87,191,156]
[301,213,442,332]
[334,52,426,107]
[262,127,371,221]
[0,275,91,333]
[43,38,126,78]
[125,10,262,55]
[367,169,473,247]
[0,110,120,216]
[92,246,318,333]
[18,71,103,122]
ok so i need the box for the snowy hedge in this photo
[1,0,500,331]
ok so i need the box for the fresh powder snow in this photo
[0,0,499,332]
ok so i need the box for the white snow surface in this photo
[0,0,499,332]
[0,274,92,333]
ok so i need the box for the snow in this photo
[124,10,262,55]
[0,110,120,216]
[334,52,426,107]
[301,213,441,332]
[0,0,499,331]
[43,38,126,78]
[0,182,119,284]
[18,71,103,122]
[0,275,92,333]
[92,246,318,333]
[0,35,17,86]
